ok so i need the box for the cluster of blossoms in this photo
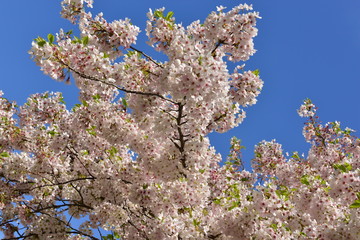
[297,98,317,117]
[61,0,94,23]
[1,0,359,239]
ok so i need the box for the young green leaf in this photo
[349,199,360,209]
[154,10,163,18]
[72,36,82,44]
[92,94,101,102]
[47,130,58,136]
[252,69,260,76]
[333,162,352,172]
[166,11,174,20]
[0,152,10,158]
[300,175,310,185]
[86,126,97,136]
[122,98,128,108]
[47,33,55,44]
[113,232,121,239]
[82,36,89,45]
[35,37,47,47]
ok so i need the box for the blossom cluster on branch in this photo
[0,0,359,239]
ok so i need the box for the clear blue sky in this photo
[1,0,360,170]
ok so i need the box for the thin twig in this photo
[62,62,176,105]
[130,46,163,68]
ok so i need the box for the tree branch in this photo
[59,61,176,104]
[129,46,163,69]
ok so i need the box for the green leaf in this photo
[43,191,51,197]
[47,33,55,44]
[82,100,89,107]
[122,98,128,108]
[333,163,352,173]
[291,152,300,159]
[300,175,310,185]
[228,201,240,211]
[154,10,163,18]
[270,223,278,230]
[166,11,174,20]
[252,69,260,76]
[350,200,360,208]
[35,37,47,47]
[167,22,174,30]
[198,56,203,65]
[38,40,46,47]
[82,36,89,45]
[92,94,101,102]
[323,186,331,193]
[246,194,253,201]
[86,126,96,136]
[113,232,121,239]
[81,150,89,155]
[72,36,82,44]
[202,208,209,216]
[0,152,10,158]
[72,103,82,111]
[47,130,58,136]
[192,219,200,226]
[102,234,114,240]
[126,51,135,57]
[103,52,110,58]
[275,186,293,200]
[126,50,141,58]
[59,96,66,104]
[107,146,118,158]
[213,198,221,205]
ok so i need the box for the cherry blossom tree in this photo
[0,0,359,239]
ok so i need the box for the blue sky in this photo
[1,0,360,170]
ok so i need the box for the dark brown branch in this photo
[208,233,223,239]
[161,108,177,119]
[129,46,163,68]
[60,61,176,104]
[169,102,189,172]
[69,182,86,206]
[206,113,227,130]
[29,177,94,191]
[27,202,93,213]
[2,233,37,240]
[0,218,19,227]
[20,202,97,240]
[211,39,225,57]
[67,146,96,178]
[104,153,133,185]
[309,116,327,148]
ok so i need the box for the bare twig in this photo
[129,46,163,69]
[64,63,176,104]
